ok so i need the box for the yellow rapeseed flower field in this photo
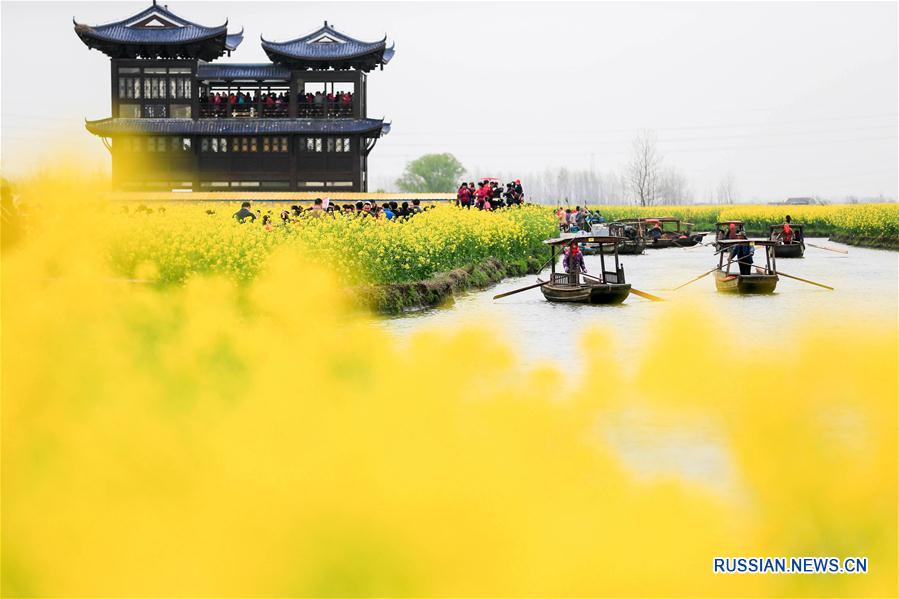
[587,203,899,239]
[1,171,896,596]
[100,203,557,285]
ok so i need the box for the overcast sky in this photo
[2,0,897,200]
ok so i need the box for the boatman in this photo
[782,222,793,244]
[563,240,586,284]
[729,233,755,276]
[649,222,663,243]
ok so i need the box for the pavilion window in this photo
[142,105,167,118]
[118,67,140,74]
[119,78,141,99]
[250,138,257,152]
[326,138,335,152]
[315,138,323,152]
[201,138,209,152]
[119,105,140,118]
[262,138,271,152]
[182,138,191,152]
[343,138,351,152]
[169,67,191,75]
[143,78,152,98]
[170,105,191,118]
[277,137,288,152]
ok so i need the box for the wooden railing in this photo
[106,191,457,203]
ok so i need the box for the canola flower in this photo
[102,203,557,286]
[585,203,899,239]
[1,171,896,597]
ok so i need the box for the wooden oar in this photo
[581,273,664,301]
[776,271,834,291]
[493,279,547,300]
[672,267,716,290]
[629,288,665,302]
[807,242,848,254]
[673,256,742,291]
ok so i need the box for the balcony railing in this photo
[198,99,354,119]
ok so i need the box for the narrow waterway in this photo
[374,238,896,491]
[378,239,897,367]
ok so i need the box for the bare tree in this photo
[656,166,691,205]
[716,172,739,204]
[626,131,662,206]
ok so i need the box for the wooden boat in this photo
[769,223,805,258]
[715,239,779,294]
[641,217,707,248]
[596,222,646,255]
[540,235,631,304]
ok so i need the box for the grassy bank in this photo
[361,255,542,314]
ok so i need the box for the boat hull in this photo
[647,238,674,249]
[715,271,778,294]
[589,283,631,304]
[541,282,631,304]
[599,240,645,255]
[773,243,804,258]
[541,284,592,303]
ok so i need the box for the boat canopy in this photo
[716,220,745,225]
[543,235,624,246]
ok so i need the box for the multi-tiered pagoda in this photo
[77,1,393,192]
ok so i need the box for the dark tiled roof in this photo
[85,118,388,137]
[261,22,393,71]
[74,2,242,60]
[197,63,290,80]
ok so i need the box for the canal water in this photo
[378,239,897,369]
[375,239,896,492]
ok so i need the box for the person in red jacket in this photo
[782,223,793,243]
[457,182,472,208]
[475,181,490,210]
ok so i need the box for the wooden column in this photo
[290,135,298,189]
[289,72,300,118]
[110,59,119,118]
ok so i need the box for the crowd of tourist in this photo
[200,90,354,117]
[232,199,434,228]
[455,180,525,210]
[556,206,606,233]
